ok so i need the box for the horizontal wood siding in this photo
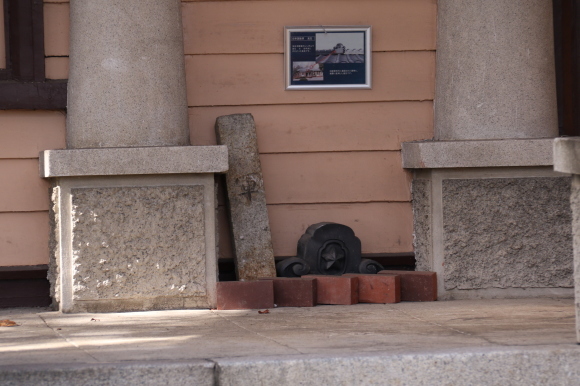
[182,0,436,54]
[43,1,69,79]
[269,203,414,256]
[0,160,51,211]
[0,2,67,267]
[0,212,50,266]
[0,111,65,267]
[183,0,436,256]
[260,152,411,204]
[189,102,434,150]
[186,52,435,106]
[1,0,435,266]
[0,110,65,157]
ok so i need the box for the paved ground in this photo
[1,298,579,385]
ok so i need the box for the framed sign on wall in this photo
[284,26,372,90]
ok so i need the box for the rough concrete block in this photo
[216,280,274,310]
[260,277,317,307]
[379,271,437,301]
[215,114,276,281]
[304,275,358,305]
[442,177,572,290]
[570,175,580,343]
[343,274,400,304]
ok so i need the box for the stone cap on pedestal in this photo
[554,137,580,175]
[40,146,228,178]
[402,138,555,169]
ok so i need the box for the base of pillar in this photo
[42,146,228,313]
[411,167,574,301]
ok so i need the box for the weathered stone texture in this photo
[570,176,580,342]
[70,186,207,301]
[216,114,276,281]
[443,177,573,290]
[48,186,61,309]
[412,178,432,272]
[435,0,557,140]
[67,0,189,148]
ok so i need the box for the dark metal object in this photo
[275,257,310,278]
[277,222,384,277]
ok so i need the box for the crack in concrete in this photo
[37,314,101,363]
[210,310,305,355]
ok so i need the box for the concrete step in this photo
[3,347,580,385]
[1,299,578,385]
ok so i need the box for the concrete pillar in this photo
[435,0,558,140]
[67,0,189,148]
[41,0,228,313]
[403,0,573,301]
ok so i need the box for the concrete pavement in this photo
[1,298,579,385]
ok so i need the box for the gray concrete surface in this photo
[409,168,573,300]
[1,299,578,385]
[67,0,189,148]
[555,137,580,175]
[216,114,276,281]
[40,146,228,178]
[571,176,580,343]
[435,0,558,140]
[555,140,580,342]
[402,139,554,169]
[442,177,573,290]
[48,175,219,313]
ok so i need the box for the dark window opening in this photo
[554,0,580,136]
[0,0,66,110]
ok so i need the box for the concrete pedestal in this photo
[402,1,572,300]
[553,138,580,342]
[42,0,228,312]
[404,140,573,300]
[42,147,227,312]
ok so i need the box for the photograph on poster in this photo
[315,32,365,64]
[285,26,371,90]
[292,62,324,81]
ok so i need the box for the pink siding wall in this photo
[183,0,436,256]
[0,111,66,266]
[0,0,68,267]
[1,0,436,266]
[44,1,69,79]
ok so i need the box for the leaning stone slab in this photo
[216,114,276,281]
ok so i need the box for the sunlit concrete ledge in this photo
[0,299,578,385]
[2,347,580,385]
[402,138,555,169]
[40,146,229,178]
[554,137,580,175]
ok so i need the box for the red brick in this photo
[259,277,317,307]
[216,280,274,310]
[378,270,437,301]
[343,274,400,304]
[304,275,358,305]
